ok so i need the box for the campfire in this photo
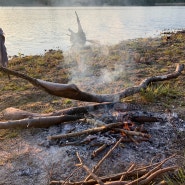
[2,101,184,184]
[45,102,184,185]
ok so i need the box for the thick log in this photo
[2,102,137,120]
[0,64,184,103]
[0,115,82,129]
[2,107,51,120]
[2,103,114,120]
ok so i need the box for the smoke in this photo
[100,64,125,84]
[64,44,128,95]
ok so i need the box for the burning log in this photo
[0,64,184,103]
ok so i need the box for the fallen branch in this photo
[136,166,177,185]
[126,154,177,185]
[0,64,183,103]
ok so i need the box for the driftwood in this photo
[0,64,184,103]
[68,11,86,47]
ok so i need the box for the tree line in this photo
[0,0,185,6]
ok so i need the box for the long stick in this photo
[48,122,124,140]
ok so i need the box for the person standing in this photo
[0,28,8,68]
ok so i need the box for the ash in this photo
[2,104,184,185]
[44,105,185,180]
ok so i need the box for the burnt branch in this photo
[0,64,184,103]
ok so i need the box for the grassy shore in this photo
[0,30,185,184]
[1,30,185,115]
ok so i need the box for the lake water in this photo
[0,6,185,56]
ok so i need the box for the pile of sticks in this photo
[50,138,177,185]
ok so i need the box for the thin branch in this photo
[76,152,104,185]
[48,122,124,140]
[120,164,135,181]
[91,144,108,159]
[84,137,124,182]
[137,166,177,185]
[62,166,82,185]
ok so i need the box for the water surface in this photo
[0,6,185,56]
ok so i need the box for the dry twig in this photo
[48,122,124,140]
[76,152,104,185]
[84,137,124,182]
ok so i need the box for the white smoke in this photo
[100,64,125,84]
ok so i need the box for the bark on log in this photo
[2,103,114,120]
[0,115,82,129]
[2,102,138,120]
[48,122,124,140]
[2,107,51,120]
[0,64,184,103]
